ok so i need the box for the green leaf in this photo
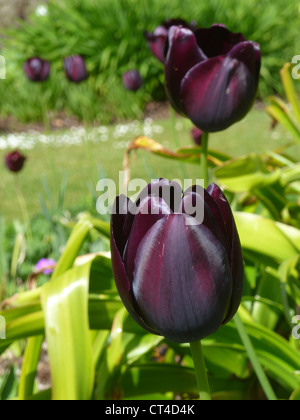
[281,63,300,126]
[234,212,300,262]
[214,154,281,192]
[41,262,95,400]
[18,336,44,400]
[266,97,300,143]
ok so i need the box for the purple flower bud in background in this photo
[64,55,88,83]
[191,126,203,146]
[4,150,26,173]
[122,70,143,92]
[110,179,244,343]
[24,57,50,82]
[165,24,261,132]
[35,258,56,275]
[144,18,193,63]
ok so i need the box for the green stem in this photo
[201,131,209,188]
[190,340,211,400]
[14,175,32,242]
[234,313,277,401]
[169,106,187,179]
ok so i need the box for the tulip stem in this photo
[190,340,211,400]
[200,131,209,188]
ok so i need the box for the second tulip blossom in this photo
[165,24,261,132]
[111,179,244,343]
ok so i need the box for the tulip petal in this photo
[136,178,182,212]
[132,214,232,343]
[195,25,246,58]
[110,207,159,335]
[124,196,172,282]
[165,26,207,113]
[229,41,261,83]
[181,55,257,132]
[207,184,244,322]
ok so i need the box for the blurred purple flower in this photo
[122,70,143,91]
[35,258,56,275]
[64,55,88,83]
[4,150,26,173]
[191,127,203,146]
[144,18,193,63]
[24,57,50,82]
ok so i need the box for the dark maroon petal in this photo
[180,188,231,258]
[5,150,26,173]
[24,58,50,82]
[110,211,159,335]
[122,70,143,91]
[111,195,132,255]
[207,183,244,322]
[144,27,169,63]
[229,41,261,84]
[194,25,246,58]
[165,26,207,114]
[191,127,203,146]
[181,55,257,132]
[64,56,88,83]
[136,178,182,213]
[40,61,51,81]
[124,196,172,282]
[132,214,232,343]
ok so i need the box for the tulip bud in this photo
[191,126,203,146]
[110,179,244,343]
[165,24,261,132]
[122,70,143,92]
[4,150,26,173]
[144,19,194,63]
[24,57,50,82]
[64,55,88,83]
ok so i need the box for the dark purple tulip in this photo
[5,150,26,173]
[165,24,261,132]
[122,70,143,92]
[144,19,192,63]
[110,179,244,343]
[64,55,88,83]
[24,57,50,82]
[191,126,203,146]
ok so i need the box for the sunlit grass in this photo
[0,106,299,221]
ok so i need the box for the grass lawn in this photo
[0,104,299,222]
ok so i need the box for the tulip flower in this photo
[110,179,244,343]
[4,150,26,173]
[165,24,261,132]
[144,18,192,63]
[24,57,50,82]
[191,126,203,146]
[64,55,88,83]
[122,70,143,92]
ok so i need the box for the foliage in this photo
[0,0,298,122]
